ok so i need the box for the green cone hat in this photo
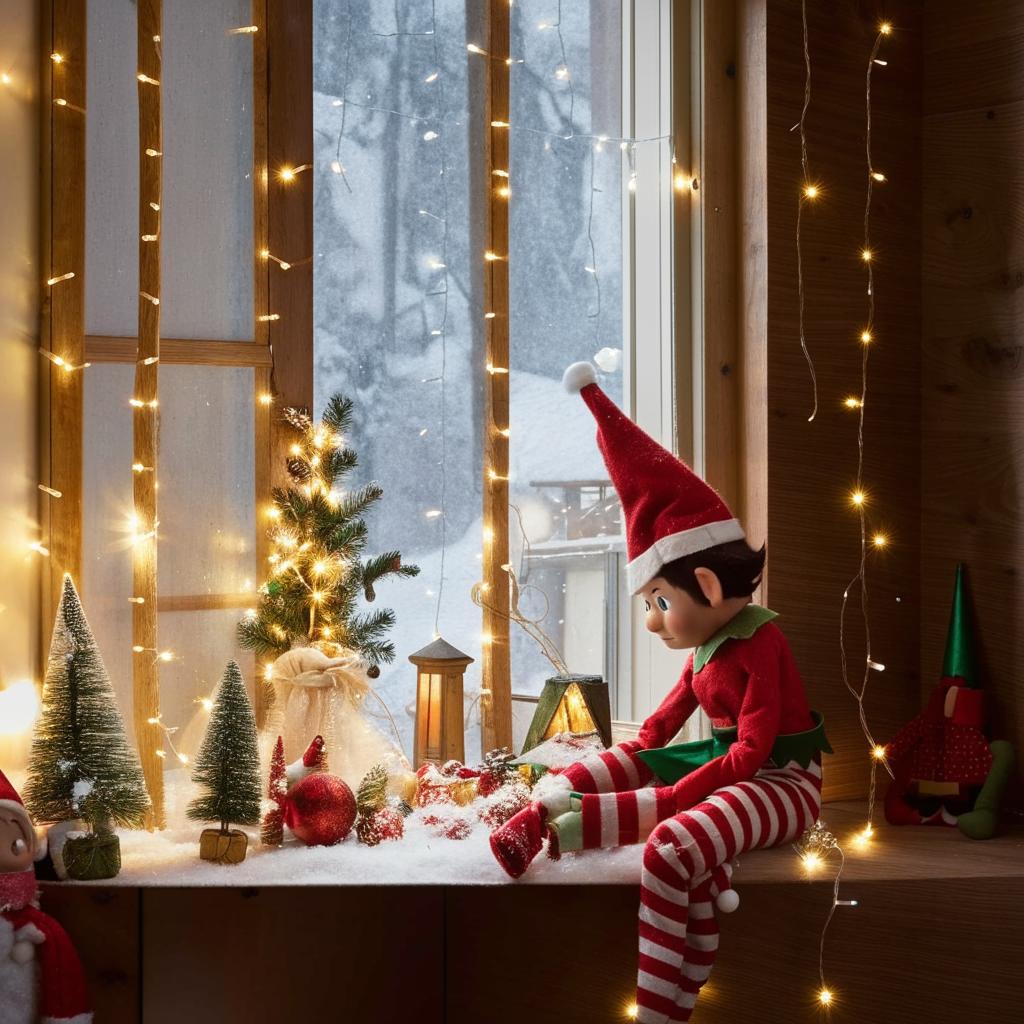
[941,563,979,687]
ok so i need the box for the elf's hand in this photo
[531,772,573,819]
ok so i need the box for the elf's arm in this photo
[664,662,781,813]
[637,657,699,750]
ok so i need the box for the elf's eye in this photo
[11,838,26,856]
[656,596,671,612]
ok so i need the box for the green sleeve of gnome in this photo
[958,740,1016,841]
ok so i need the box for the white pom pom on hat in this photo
[562,361,598,394]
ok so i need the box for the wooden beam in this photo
[85,335,272,367]
[42,0,86,635]
[157,593,256,613]
[480,0,513,755]
[253,0,272,724]
[132,0,164,829]
[700,0,740,512]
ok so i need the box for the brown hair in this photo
[657,539,766,606]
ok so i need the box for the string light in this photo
[29,541,50,557]
[50,52,64,64]
[137,73,160,86]
[46,272,75,286]
[228,25,259,35]
[38,484,62,498]
[277,163,311,183]
[795,0,819,422]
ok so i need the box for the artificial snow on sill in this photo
[54,818,646,887]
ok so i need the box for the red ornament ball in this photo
[284,773,356,846]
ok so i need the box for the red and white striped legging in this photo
[561,740,823,1023]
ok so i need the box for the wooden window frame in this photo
[41,0,312,735]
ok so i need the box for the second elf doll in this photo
[491,362,831,1024]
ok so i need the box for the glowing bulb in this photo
[484,251,503,261]
[872,171,887,182]
[860,329,873,344]
[861,248,873,262]
[313,561,326,575]
[801,851,823,873]
[424,71,439,83]
[158,651,174,662]
[46,272,75,286]
[228,25,259,35]
[425,510,442,519]
[626,1004,639,1020]
[177,753,189,765]
[554,66,569,80]
[279,167,296,182]
[466,43,487,55]
[50,53,64,64]
[872,744,888,761]
[145,148,162,157]
[879,22,892,35]
[818,988,833,1006]
[496,186,511,198]
[0,680,41,737]
[1,73,12,86]
[803,184,819,199]
[481,632,493,645]
[312,591,324,603]
[492,169,509,178]
[482,526,494,544]
[423,130,439,141]
[155,749,166,759]
[851,491,865,506]
[490,120,510,128]
[322,626,332,638]
[872,533,888,548]
[844,397,862,409]
[259,392,273,406]
[330,160,343,174]
[29,541,50,557]
[264,664,274,681]
[258,313,280,322]
[289,443,302,456]
[137,74,160,86]
[200,698,213,712]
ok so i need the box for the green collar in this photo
[693,604,778,674]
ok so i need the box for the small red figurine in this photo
[1,768,92,1024]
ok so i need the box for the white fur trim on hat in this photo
[562,361,597,394]
[626,518,746,593]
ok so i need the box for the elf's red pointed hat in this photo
[563,361,745,593]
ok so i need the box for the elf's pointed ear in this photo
[693,567,724,607]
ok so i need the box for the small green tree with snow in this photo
[24,574,150,834]
[187,661,261,834]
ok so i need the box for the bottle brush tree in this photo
[188,660,261,840]
[24,573,150,835]
[238,394,419,672]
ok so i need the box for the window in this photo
[313,0,700,757]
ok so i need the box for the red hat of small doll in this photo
[563,362,745,593]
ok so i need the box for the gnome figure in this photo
[884,563,1016,839]
[490,363,831,1024]
[0,769,92,1024]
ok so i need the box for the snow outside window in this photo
[313,1,699,761]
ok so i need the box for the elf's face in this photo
[640,570,749,649]
[0,815,33,872]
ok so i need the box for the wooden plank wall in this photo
[763,0,923,800]
[921,0,1024,798]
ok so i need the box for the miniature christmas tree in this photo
[188,661,261,862]
[24,574,150,838]
[260,735,287,847]
[238,394,419,671]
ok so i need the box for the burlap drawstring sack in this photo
[262,647,409,787]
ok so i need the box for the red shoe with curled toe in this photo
[489,801,548,879]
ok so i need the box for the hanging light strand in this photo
[795,0,818,422]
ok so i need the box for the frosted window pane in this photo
[314,2,486,762]
[82,364,135,739]
[508,3,626,704]
[86,0,254,340]
[82,365,255,741]
[158,366,256,597]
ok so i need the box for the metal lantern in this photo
[409,637,474,767]
[521,674,612,755]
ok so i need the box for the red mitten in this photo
[489,802,548,879]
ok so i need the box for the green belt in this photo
[636,710,832,785]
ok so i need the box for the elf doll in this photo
[491,363,831,1024]
[0,768,92,1024]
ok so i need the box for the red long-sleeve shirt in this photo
[638,619,815,812]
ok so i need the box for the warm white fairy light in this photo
[29,541,50,557]
[46,272,75,286]
[228,25,258,35]
[795,0,819,422]
[38,484,62,498]
[137,73,160,86]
